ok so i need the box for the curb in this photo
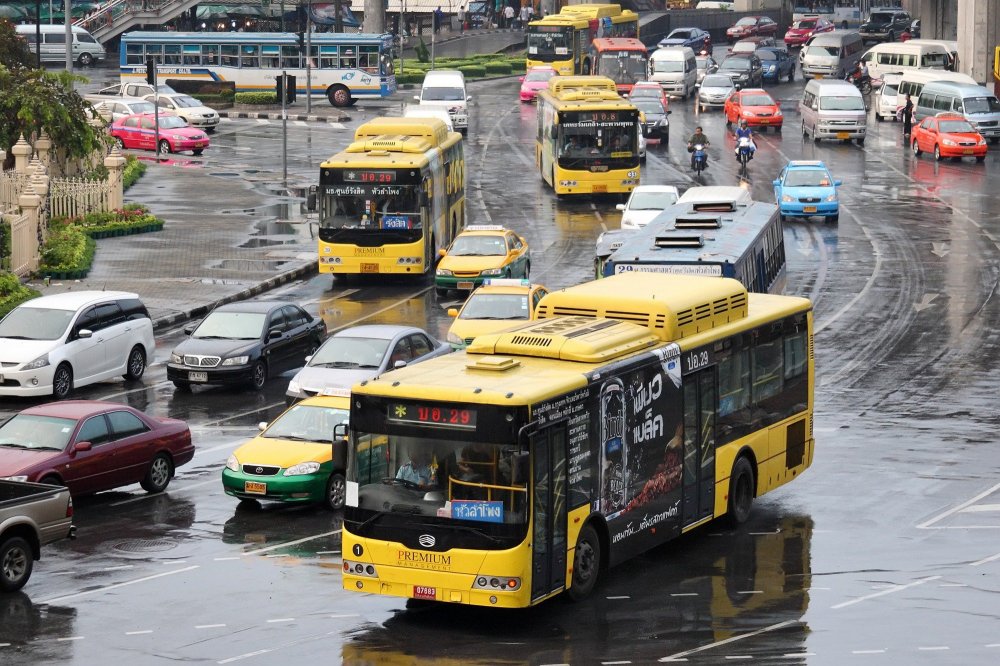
[219,111,351,123]
[151,261,318,332]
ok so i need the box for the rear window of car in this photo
[118,298,150,321]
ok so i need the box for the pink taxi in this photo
[519,66,558,103]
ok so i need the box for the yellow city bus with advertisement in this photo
[317,117,465,276]
[526,4,640,76]
[536,76,641,196]
[340,272,814,608]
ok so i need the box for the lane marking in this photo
[57,637,84,642]
[852,649,886,654]
[970,551,1000,567]
[606,595,630,600]
[737,590,763,594]
[219,649,272,664]
[671,592,698,597]
[602,661,632,665]
[960,503,1000,513]
[918,646,949,651]
[196,624,227,629]
[917,481,1000,529]
[126,630,153,635]
[780,654,815,658]
[658,620,798,662]
[831,576,940,610]
[724,657,752,661]
[102,565,134,572]
[214,557,241,561]
[39,565,200,605]
[242,529,341,556]
[266,618,294,623]
[327,614,360,619]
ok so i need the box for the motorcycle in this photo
[845,70,873,95]
[736,136,754,176]
[691,143,707,175]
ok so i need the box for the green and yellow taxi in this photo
[223,391,350,510]
[446,279,549,349]
[435,225,530,296]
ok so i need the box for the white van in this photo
[15,25,106,66]
[859,41,951,80]
[695,1,734,9]
[415,70,470,134]
[873,72,903,122]
[914,82,1000,143]
[896,69,976,111]
[799,78,867,145]
[402,105,455,132]
[906,39,958,70]
[801,30,864,79]
[648,46,698,99]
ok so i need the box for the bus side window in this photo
[320,45,338,69]
[202,46,219,65]
[262,45,280,68]
[164,44,182,65]
[221,44,239,67]
[281,45,300,69]
[360,45,380,74]
[341,47,358,70]
[241,45,259,68]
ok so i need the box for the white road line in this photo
[255,119,269,124]
[57,637,84,642]
[315,550,340,555]
[606,595,630,600]
[109,477,220,506]
[196,624,227,629]
[328,122,345,130]
[39,566,200,605]
[658,620,798,662]
[241,529,341,556]
[960,504,1000,513]
[939,583,968,587]
[917,646,950,651]
[737,590,763,594]
[294,121,307,126]
[917,481,1000,528]
[851,649,885,654]
[194,440,251,457]
[219,649,272,664]
[0,643,11,648]
[780,654,815,658]
[603,661,632,665]
[986,643,1000,647]
[724,657,752,660]
[831,576,940,610]
[670,592,698,597]
[126,630,153,635]
[266,618,294,623]
[162,560,188,565]
[214,557,241,561]
[970,551,1000,567]
[102,565,134,572]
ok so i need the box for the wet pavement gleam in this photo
[3,72,1000,664]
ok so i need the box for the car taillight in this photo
[66,496,74,518]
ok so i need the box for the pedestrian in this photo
[503,3,515,30]
[433,5,443,34]
[901,93,913,137]
[519,3,531,29]
[458,3,466,32]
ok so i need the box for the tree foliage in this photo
[0,19,34,69]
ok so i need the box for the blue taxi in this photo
[773,160,842,224]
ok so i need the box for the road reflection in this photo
[222,501,343,556]
[0,592,77,659]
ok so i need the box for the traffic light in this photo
[296,31,305,53]
[145,57,156,86]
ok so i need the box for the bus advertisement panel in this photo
[526,4,639,76]
[318,117,465,276]
[119,32,396,107]
[342,273,814,608]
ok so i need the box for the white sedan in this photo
[144,92,220,131]
[616,185,681,230]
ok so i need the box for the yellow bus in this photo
[341,272,815,608]
[317,117,465,276]
[526,4,640,76]
[536,76,641,196]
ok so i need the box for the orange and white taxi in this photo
[724,88,783,131]
[446,279,549,349]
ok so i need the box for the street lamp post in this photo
[306,5,312,113]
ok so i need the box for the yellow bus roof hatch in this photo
[467,316,660,363]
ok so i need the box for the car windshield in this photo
[193,312,266,340]
[702,75,734,88]
[630,86,661,98]
[868,12,894,24]
[159,115,188,129]
[634,99,665,115]
[524,69,555,83]
[460,293,529,320]
[742,94,774,106]
[735,17,756,26]
[652,59,684,73]
[721,57,750,70]
[309,336,389,369]
[263,403,349,443]
[449,235,506,256]
[128,102,155,114]
[174,95,202,108]
[807,45,839,57]
[793,19,816,29]
[938,120,976,133]
[421,86,465,101]
[882,82,899,95]
[0,307,75,341]
[964,96,1000,113]
[0,414,76,451]
[628,190,678,210]
[785,169,832,187]
[668,29,692,39]
[819,95,865,110]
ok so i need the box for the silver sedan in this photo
[697,74,737,112]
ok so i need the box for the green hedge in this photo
[235,91,278,104]
[39,225,96,279]
[0,219,9,272]
[50,204,164,240]
[123,155,146,191]
[457,65,487,78]
[0,273,39,320]
[485,61,512,75]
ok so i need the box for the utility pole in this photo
[281,70,288,187]
[64,0,72,74]
[306,7,312,113]
[363,0,386,34]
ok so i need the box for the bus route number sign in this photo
[344,170,396,183]
[387,402,478,429]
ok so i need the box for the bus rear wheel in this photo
[328,85,352,107]
[568,524,601,601]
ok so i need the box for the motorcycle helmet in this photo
[739,119,748,128]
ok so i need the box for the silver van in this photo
[15,24,106,66]
[648,46,698,99]
[801,30,864,79]
[914,82,1000,143]
[799,78,867,145]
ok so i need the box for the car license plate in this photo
[593,184,607,193]
[963,149,974,155]
[195,143,204,148]
[814,73,824,79]
[361,263,379,273]
[413,585,436,600]
[836,132,850,139]
[188,371,208,382]
[245,481,266,495]
[456,281,474,290]
[804,206,817,213]
[760,119,769,125]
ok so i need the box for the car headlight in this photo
[436,268,453,277]
[775,109,782,116]
[942,138,958,146]
[287,379,301,394]
[170,353,183,364]
[1,475,28,482]
[172,134,187,141]
[447,331,463,345]
[481,268,504,276]
[22,354,50,370]
[978,138,987,146]
[221,356,249,366]
[226,454,240,472]
[825,193,838,202]
[781,194,794,202]
[742,110,754,117]
[767,65,776,71]
[284,461,321,476]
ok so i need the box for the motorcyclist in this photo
[687,126,710,170]
[849,61,870,87]
[734,119,755,161]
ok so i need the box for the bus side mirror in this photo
[334,423,348,442]
[511,452,529,485]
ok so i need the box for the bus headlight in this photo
[284,462,321,476]
[436,268,453,277]
[472,575,521,591]
[343,560,378,577]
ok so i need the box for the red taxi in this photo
[911,113,987,162]
[627,81,669,110]
[724,89,783,131]
[783,17,835,48]
[110,113,210,156]
[519,65,558,102]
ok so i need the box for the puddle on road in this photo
[213,259,289,271]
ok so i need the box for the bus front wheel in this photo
[568,524,602,601]
[328,85,352,107]
[726,457,755,526]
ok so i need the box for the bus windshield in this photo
[527,27,572,61]
[558,112,637,166]
[599,52,646,83]
[320,185,422,232]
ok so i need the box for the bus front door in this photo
[682,369,717,526]
[530,424,568,602]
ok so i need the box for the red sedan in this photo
[911,113,987,162]
[724,89,783,131]
[783,17,835,48]
[726,16,778,43]
[0,401,194,496]
[110,113,210,156]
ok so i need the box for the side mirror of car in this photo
[393,360,407,369]
[834,179,843,187]
[695,83,700,88]
[267,328,283,340]
[438,248,447,257]
[667,110,672,115]
[413,95,420,102]
[447,308,459,317]
[258,421,268,431]
[466,95,472,102]
[615,203,626,211]
[772,179,780,186]
[305,355,313,363]
[77,329,93,339]
[518,76,525,82]
[72,441,92,454]
[183,324,195,335]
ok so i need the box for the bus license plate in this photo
[593,184,607,193]
[245,481,266,495]
[188,371,208,382]
[836,132,850,139]
[804,206,817,213]
[413,585,436,600]
[457,281,474,290]
[361,263,379,273]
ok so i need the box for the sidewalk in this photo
[26,165,318,331]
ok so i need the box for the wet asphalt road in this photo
[3,67,1000,665]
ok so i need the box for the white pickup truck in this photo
[1,480,75,592]
[87,81,177,101]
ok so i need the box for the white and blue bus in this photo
[119,32,396,107]
[792,1,903,29]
